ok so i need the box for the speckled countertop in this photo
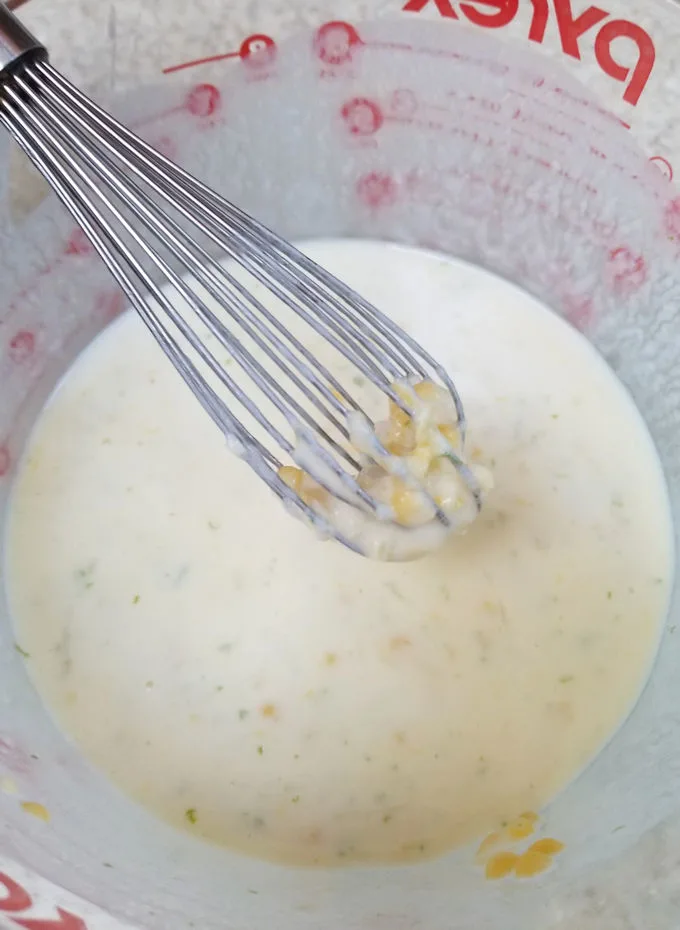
[1,0,680,928]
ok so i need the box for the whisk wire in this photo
[33,64,416,392]
[33,61,458,413]
[0,27,481,554]
[0,63,384,521]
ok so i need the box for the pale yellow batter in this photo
[5,240,673,866]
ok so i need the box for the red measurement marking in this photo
[163,50,239,75]
[664,198,680,240]
[239,33,277,67]
[562,293,594,331]
[0,445,10,478]
[163,32,275,75]
[128,105,184,135]
[313,21,363,64]
[64,228,93,257]
[390,89,418,117]
[94,290,126,324]
[402,0,656,106]
[8,330,36,364]
[0,738,32,775]
[185,84,222,118]
[649,156,672,182]
[607,247,647,295]
[150,135,177,159]
[356,172,398,208]
[341,98,384,136]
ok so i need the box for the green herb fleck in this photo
[559,674,574,684]
[132,594,140,605]
[382,813,392,824]
[291,795,300,803]
[208,520,220,530]
[215,685,224,692]
[238,709,249,720]
[248,889,259,895]
[75,561,97,587]
[612,824,625,833]
[606,591,612,600]
[257,745,264,756]
[103,862,113,868]
[14,643,30,659]
[185,808,198,825]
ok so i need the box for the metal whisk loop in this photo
[0,13,480,555]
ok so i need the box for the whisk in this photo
[0,5,480,557]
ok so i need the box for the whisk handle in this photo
[0,3,45,78]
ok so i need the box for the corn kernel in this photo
[278,465,304,493]
[379,420,416,456]
[485,851,518,879]
[21,801,50,822]
[513,849,552,878]
[476,831,502,859]
[413,380,439,402]
[528,838,564,856]
[438,423,459,447]
[391,479,426,526]
[300,476,330,508]
[392,381,415,403]
[388,398,411,429]
[278,466,328,508]
[433,489,464,512]
[409,443,435,477]
[427,455,455,477]
[507,816,536,840]
[357,464,383,492]
[519,811,539,822]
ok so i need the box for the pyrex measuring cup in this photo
[1,1,680,928]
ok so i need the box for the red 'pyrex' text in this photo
[402,0,655,106]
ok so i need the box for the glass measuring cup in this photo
[1,1,680,928]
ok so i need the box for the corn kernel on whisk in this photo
[0,4,483,558]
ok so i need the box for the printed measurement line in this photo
[162,50,240,75]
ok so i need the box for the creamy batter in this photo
[5,240,673,866]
